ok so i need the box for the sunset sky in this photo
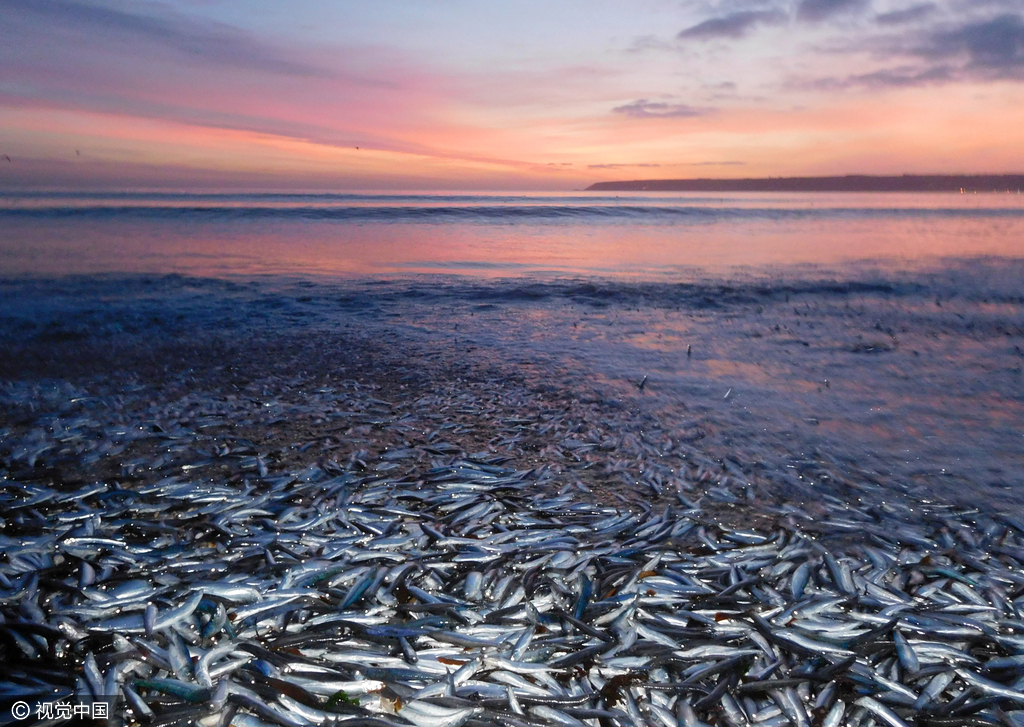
[2,0,1024,190]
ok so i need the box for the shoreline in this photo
[2,265,1022,514]
[3,269,1024,726]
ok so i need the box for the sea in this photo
[2,190,1024,276]
[1,190,1023,508]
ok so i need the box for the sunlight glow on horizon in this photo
[2,0,1024,190]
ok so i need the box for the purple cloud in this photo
[612,100,710,118]
[797,0,870,22]
[0,0,329,77]
[876,3,937,26]
[924,13,1024,75]
[798,64,955,89]
[677,10,787,41]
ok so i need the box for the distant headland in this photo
[585,174,1024,193]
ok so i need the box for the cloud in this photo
[876,3,937,25]
[677,10,787,41]
[797,0,870,22]
[626,35,675,53]
[0,0,329,77]
[855,65,955,86]
[688,161,746,165]
[793,9,1024,88]
[801,64,955,89]
[587,163,662,169]
[923,13,1024,75]
[612,100,710,118]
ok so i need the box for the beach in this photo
[3,196,1024,726]
[7,0,1024,722]
[4,260,1022,512]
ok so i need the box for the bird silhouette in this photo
[1,155,11,163]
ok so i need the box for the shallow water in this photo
[4,193,1024,727]
[1,191,1022,509]
[317,268,1024,508]
[3,262,1022,511]
[2,191,1024,277]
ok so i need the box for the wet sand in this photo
[2,264,1022,521]
[0,276,732,522]
[5,269,1024,727]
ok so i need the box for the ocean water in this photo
[2,191,1024,276]
[1,191,1023,508]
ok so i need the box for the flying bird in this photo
[1,155,11,163]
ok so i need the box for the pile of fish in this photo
[4,452,1024,727]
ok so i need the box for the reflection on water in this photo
[361,265,1024,507]
[1,192,1022,509]
[5,266,1017,507]
[1,191,1024,277]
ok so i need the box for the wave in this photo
[3,203,1024,223]
[26,257,1023,299]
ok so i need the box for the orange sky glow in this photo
[2,1,1024,190]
